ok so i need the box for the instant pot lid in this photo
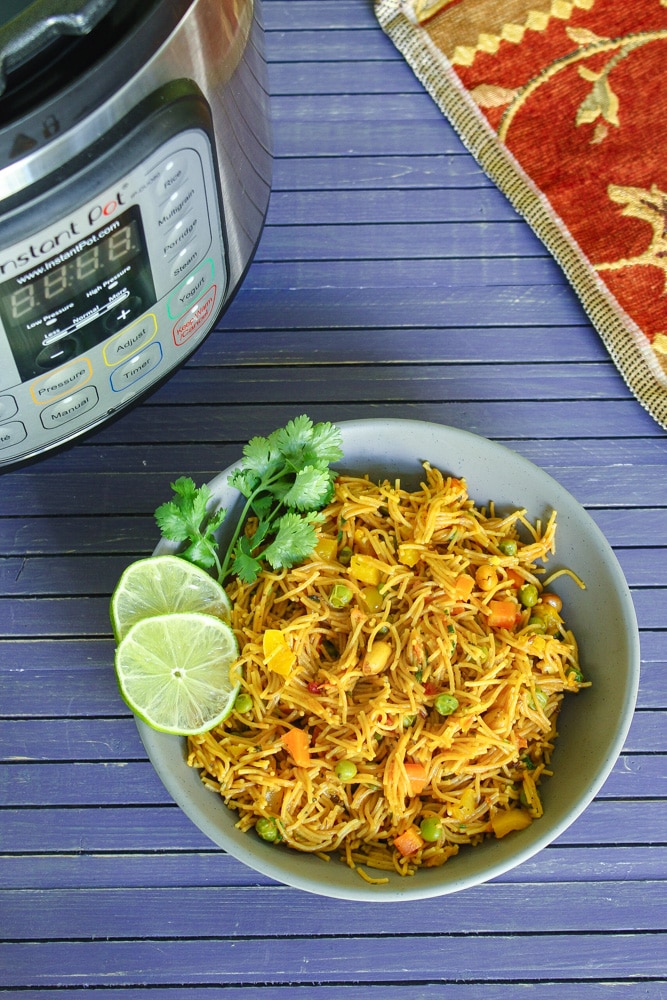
[0,0,191,169]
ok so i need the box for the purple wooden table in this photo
[1,1,666,994]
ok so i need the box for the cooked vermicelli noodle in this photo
[188,464,587,877]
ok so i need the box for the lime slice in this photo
[110,554,231,642]
[115,611,240,734]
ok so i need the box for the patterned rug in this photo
[375,0,667,430]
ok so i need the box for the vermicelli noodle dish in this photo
[188,463,588,880]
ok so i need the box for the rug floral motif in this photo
[375,0,667,430]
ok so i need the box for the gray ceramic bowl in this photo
[138,419,640,900]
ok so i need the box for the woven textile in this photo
[376,0,667,429]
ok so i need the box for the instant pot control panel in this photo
[0,88,229,466]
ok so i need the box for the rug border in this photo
[375,0,667,432]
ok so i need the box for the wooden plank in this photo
[270,153,492,191]
[263,189,524,225]
[1,932,664,986]
[264,1,379,32]
[3,844,666,890]
[0,545,662,596]
[2,986,664,1000]
[3,652,663,718]
[0,586,660,636]
[257,221,546,261]
[1,712,663,765]
[1,753,664,809]
[2,800,665,851]
[3,882,666,940]
[2,445,665,514]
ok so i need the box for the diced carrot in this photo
[404,760,428,796]
[487,599,519,629]
[393,826,425,857]
[314,537,338,562]
[281,727,311,767]
[491,808,532,839]
[454,574,475,601]
[506,568,524,588]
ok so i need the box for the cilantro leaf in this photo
[153,416,344,587]
[262,511,324,569]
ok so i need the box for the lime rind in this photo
[115,611,240,735]
[110,554,231,642]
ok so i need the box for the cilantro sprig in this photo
[154,415,344,585]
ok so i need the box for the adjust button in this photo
[103,314,157,366]
[39,386,99,430]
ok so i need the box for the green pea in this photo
[498,539,518,556]
[255,817,280,843]
[403,714,417,728]
[338,546,353,566]
[419,816,443,842]
[335,759,358,782]
[234,692,253,714]
[519,583,539,608]
[434,693,459,716]
[329,583,353,608]
[526,616,547,633]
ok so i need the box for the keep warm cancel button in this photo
[172,285,217,346]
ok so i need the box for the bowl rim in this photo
[137,418,641,900]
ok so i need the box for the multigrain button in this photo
[39,386,99,429]
[157,186,196,229]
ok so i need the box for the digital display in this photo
[0,206,157,382]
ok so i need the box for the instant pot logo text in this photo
[0,194,126,278]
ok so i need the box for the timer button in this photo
[0,395,18,422]
[110,341,163,393]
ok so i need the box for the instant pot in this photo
[0,0,272,467]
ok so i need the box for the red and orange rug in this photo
[376,0,667,430]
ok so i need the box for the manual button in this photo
[40,386,99,429]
